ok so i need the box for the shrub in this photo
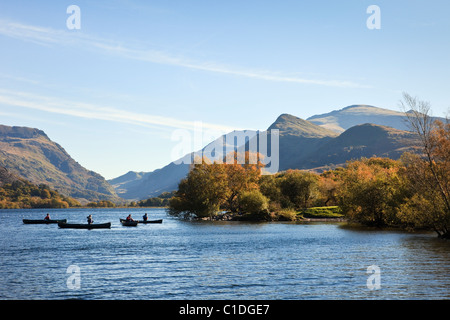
[275,208,297,221]
[238,190,269,214]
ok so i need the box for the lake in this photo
[0,208,449,300]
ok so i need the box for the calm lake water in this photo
[0,208,449,300]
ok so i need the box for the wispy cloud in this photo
[0,19,371,89]
[0,89,242,133]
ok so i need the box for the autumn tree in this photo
[223,151,262,212]
[169,159,229,219]
[169,152,265,219]
[317,170,342,206]
[399,93,450,238]
[337,158,409,227]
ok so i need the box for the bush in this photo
[238,190,268,214]
[275,208,297,221]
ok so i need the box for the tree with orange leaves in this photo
[169,151,265,218]
[337,158,408,227]
[399,93,450,238]
[223,151,263,212]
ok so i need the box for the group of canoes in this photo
[22,213,162,229]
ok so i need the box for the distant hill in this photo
[108,170,147,195]
[0,124,118,201]
[108,163,190,200]
[307,105,411,133]
[110,106,423,200]
[110,129,264,200]
[298,123,420,170]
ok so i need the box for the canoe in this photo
[120,219,138,227]
[138,219,163,224]
[23,219,67,224]
[58,222,111,229]
[120,218,163,224]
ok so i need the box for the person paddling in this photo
[126,214,134,222]
[44,213,50,221]
[87,215,93,224]
[143,213,148,222]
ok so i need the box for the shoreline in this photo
[300,217,346,222]
[202,212,346,222]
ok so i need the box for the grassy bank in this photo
[299,206,344,219]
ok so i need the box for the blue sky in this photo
[0,0,449,179]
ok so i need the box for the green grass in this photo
[299,206,344,219]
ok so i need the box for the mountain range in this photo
[109,105,426,200]
[0,104,434,201]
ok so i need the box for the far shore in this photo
[2,206,347,222]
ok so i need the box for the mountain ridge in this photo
[110,105,423,200]
[298,123,420,170]
[307,104,410,133]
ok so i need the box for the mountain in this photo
[268,113,339,138]
[0,124,118,201]
[108,170,147,195]
[307,105,410,133]
[109,163,190,200]
[110,129,264,200]
[266,114,338,171]
[110,106,422,200]
[298,123,420,170]
[250,115,419,172]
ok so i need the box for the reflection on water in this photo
[0,208,449,299]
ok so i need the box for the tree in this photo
[168,152,265,219]
[40,189,51,199]
[169,160,229,219]
[279,170,319,209]
[259,174,282,203]
[337,158,408,227]
[318,170,341,206]
[223,151,262,212]
[399,93,450,237]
